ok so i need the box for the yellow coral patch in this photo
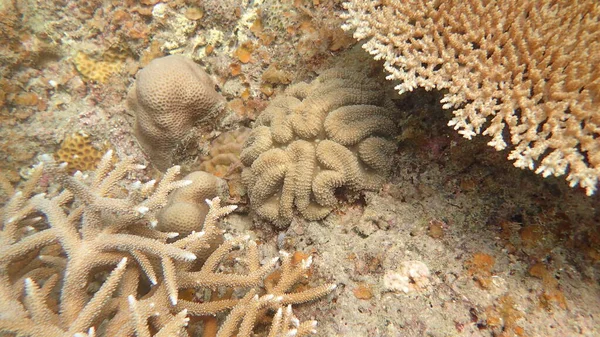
[54,131,108,172]
[73,52,122,83]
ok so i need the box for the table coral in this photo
[128,55,225,171]
[342,0,600,195]
[241,55,401,227]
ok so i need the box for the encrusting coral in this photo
[342,0,600,195]
[199,127,251,201]
[0,152,335,336]
[128,55,225,172]
[200,127,250,179]
[73,52,123,83]
[241,52,401,227]
[54,131,108,173]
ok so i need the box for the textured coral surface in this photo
[54,131,107,173]
[73,51,123,83]
[199,127,251,201]
[241,53,401,227]
[200,127,250,178]
[128,55,225,171]
[343,0,600,195]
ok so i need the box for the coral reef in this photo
[128,55,225,171]
[180,0,355,123]
[3,1,599,336]
[241,52,401,227]
[0,0,354,181]
[0,152,335,336]
[342,0,600,195]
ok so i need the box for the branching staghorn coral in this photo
[0,152,334,336]
[241,54,401,227]
[342,0,600,195]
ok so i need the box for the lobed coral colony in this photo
[156,171,229,234]
[240,54,402,227]
[0,153,334,336]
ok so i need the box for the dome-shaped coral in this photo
[127,55,224,171]
[241,63,401,227]
[156,171,228,234]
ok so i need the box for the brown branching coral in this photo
[241,55,401,227]
[342,0,600,195]
[128,55,225,171]
[0,152,334,336]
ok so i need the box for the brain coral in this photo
[241,63,401,227]
[127,55,224,171]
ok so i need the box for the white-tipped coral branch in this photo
[0,151,333,336]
